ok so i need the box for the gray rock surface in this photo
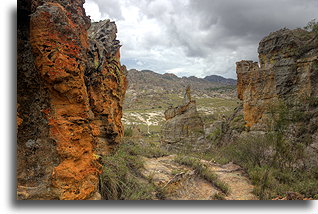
[161,88,206,152]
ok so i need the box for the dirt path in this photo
[140,155,257,200]
[201,160,257,200]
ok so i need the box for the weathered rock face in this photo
[236,60,278,127]
[236,28,317,127]
[17,0,126,200]
[236,28,317,169]
[161,87,205,152]
[86,20,127,156]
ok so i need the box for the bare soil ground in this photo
[141,155,257,200]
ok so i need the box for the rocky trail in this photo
[140,155,257,200]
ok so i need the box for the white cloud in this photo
[84,1,102,21]
[84,0,317,79]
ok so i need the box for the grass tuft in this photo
[100,140,169,200]
[174,155,230,195]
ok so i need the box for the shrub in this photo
[306,95,318,108]
[217,101,317,199]
[100,142,153,200]
[206,127,222,142]
[223,134,273,168]
[124,127,133,137]
[212,192,226,200]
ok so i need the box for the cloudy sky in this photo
[84,0,316,79]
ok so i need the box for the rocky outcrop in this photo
[235,28,317,169]
[161,87,205,152]
[17,0,126,200]
[86,20,127,156]
[236,60,277,127]
[236,28,317,127]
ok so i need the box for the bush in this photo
[124,127,133,137]
[212,192,226,200]
[206,127,222,142]
[223,134,273,168]
[308,97,318,108]
[217,101,317,199]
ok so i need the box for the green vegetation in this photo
[100,140,169,200]
[207,101,317,199]
[174,155,230,195]
[313,60,318,73]
[212,192,226,200]
[206,127,222,142]
[123,95,239,141]
[123,127,133,137]
[303,94,318,109]
[122,79,317,200]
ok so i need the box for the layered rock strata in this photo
[17,0,126,200]
[235,28,317,168]
[236,28,317,127]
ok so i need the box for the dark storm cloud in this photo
[185,0,317,56]
[134,0,317,58]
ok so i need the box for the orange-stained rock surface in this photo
[236,28,317,127]
[86,20,127,156]
[236,60,278,127]
[17,0,126,200]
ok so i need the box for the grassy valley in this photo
[123,69,238,138]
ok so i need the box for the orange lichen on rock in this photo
[30,2,99,200]
[236,60,277,127]
[18,0,126,200]
[17,115,23,127]
[86,20,127,155]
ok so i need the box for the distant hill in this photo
[124,69,237,109]
[127,69,236,93]
[204,75,236,85]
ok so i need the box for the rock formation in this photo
[86,20,127,156]
[235,27,317,168]
[17,0,127,200]
[236,28,317,127]
[161,87,205,152]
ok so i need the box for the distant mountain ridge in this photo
[124,69,237,109]
[140,70,236,85]
[127,69,236,92]
[204,75,236,85]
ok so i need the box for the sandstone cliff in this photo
[235,27,317,168]
[236,28,317,128]
[17,0,126,200]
